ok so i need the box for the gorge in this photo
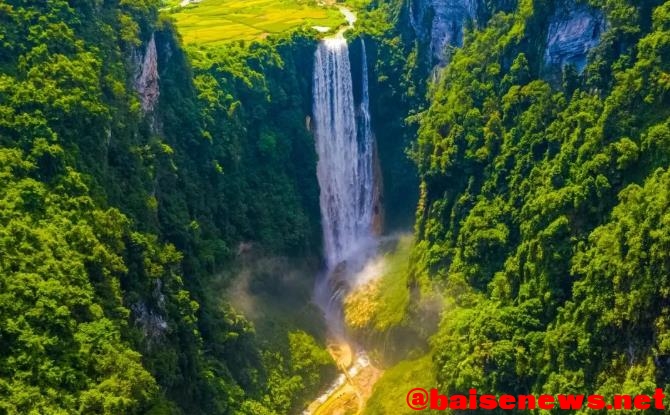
[2,1,670,415]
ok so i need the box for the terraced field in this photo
[165,0,346,45]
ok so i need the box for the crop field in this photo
[164,0,346,45]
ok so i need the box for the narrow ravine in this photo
[307,7,384,415]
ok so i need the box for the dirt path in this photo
[305,340,383,415]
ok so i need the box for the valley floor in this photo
[307,340,383,415]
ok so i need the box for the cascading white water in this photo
[313,38,375,270]
[306,15,384,414]
[358,39,374,231]
[312,34,377,336]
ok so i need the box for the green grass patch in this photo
[363,354,438,415]
[164,0,346,45]
[344,235,413,333]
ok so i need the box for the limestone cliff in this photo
[544,1,606,72]
[133,33,160,113]
[407,0,478,65]
[405,0,605,72]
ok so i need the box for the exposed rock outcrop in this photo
[406,0,605,73]
[133,33,160,113]
[407,0,478,65]
[544,2,606,72]
[131,279,168,344]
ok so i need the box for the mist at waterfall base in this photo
[312,36,380,339]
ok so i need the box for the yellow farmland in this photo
[166,0,346,45]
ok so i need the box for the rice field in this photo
[164,0,347,45]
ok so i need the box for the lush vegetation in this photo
[364,355,436,414]
[352,0,427,230]
[344,236,413,335]
[5,0,670,413]
[404,0,670,413]
[0,0,333,413]
[342,235,437,364]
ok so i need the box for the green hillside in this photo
[3,0,670,414]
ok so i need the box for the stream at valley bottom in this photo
[305,340,383,415]
[307,242,391,415]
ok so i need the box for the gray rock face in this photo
[544,2,605,72]
[131,279,168,343]
[133,33,160,113]
[408,0,478,64]
[132,301,168,341]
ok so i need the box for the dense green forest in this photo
[0,1,333,413]
[3,0,670,413]
[330,0,670,413]
[385,0,670,413]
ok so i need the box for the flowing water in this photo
[313,36,374,271]
[312,31,377,336]
[308,9,383,414]
[358,39,375,236]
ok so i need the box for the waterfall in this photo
[312,35,377,336]
[358,39,374,236]
[307,17,384,412]
[313,38,375,270]
[408,0,419,34]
